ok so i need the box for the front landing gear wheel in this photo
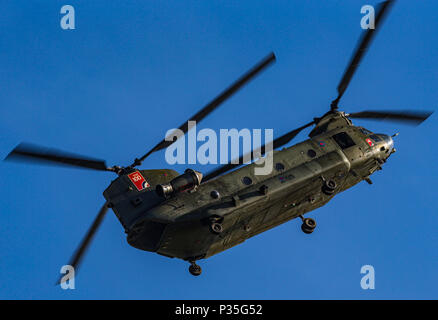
[188,262,202,276]
[322,179,337,195]
[301,217,316,234]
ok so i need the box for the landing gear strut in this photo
[188,261,202,276]
[300,215,316,234]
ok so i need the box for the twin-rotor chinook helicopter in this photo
[5,0,433,278]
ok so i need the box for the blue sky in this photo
[0,0,437,299]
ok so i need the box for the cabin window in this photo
[370,134,382,142]
[307,149,317,158]
[275,163,285,171]
[242,176,253,185]
[210,190,220,199]
[332,132,356,149]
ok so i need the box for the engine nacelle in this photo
[156,169,203,198]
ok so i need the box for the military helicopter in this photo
[4,0,433,278]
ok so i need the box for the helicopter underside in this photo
[127,170,360,261]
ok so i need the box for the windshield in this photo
[359,127,372,135]
[369,134,382,142]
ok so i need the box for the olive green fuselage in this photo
[103,112,394,262]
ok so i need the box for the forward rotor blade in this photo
[57,203,109,284]
[348,110,433,125]
[331,0,395,109]
[5,143,112,171]
[132,52,276,167]
[203,121,315,182]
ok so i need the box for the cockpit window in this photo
[332,132,356,149]
[369,134,382,142]
[359,128,372,135]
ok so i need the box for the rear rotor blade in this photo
[131,52,276,167]
[348,110,433,125]
[331,0,395,109]
[203,121,315,182]
[57,203,109,284]
[5,143,112,171]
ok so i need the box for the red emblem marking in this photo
[366,138,374,147]
[128,171,150,191]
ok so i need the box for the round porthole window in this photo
[275,163,285,171]
[242,176,253,185]
[307,149,317,158]
[210,190,220,199]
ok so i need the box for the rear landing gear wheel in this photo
[188,262,202,276]
[301,217,316,234]
[210,222,223,235]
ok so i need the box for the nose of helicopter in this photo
[382,134,394,150]
[377,134,395,159]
